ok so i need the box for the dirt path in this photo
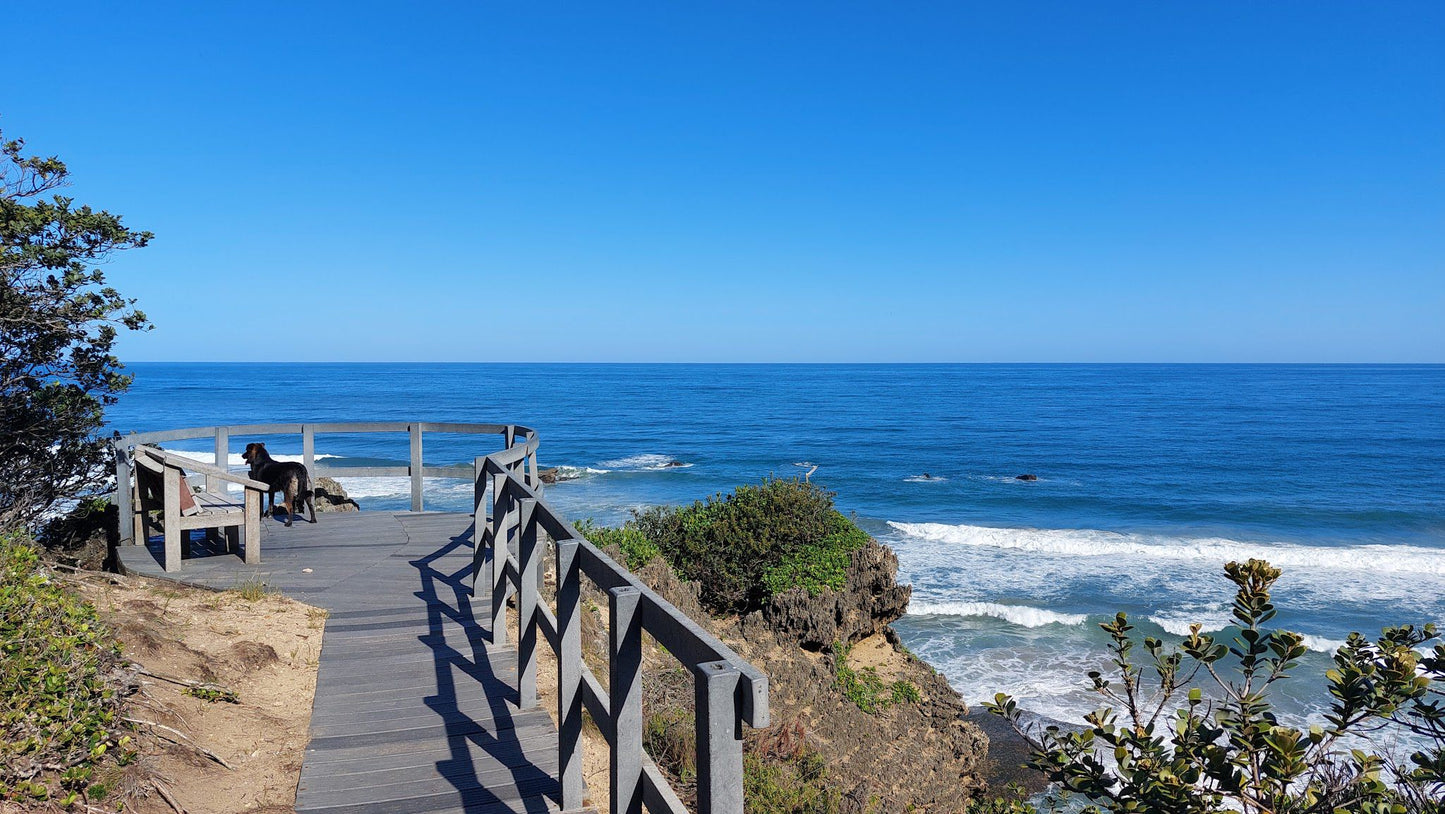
[70,573,325,814]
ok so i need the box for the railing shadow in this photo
[411,525,557,813]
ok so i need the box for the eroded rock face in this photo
[311,477,359,512]
[617,537,988,813]
[761,539,913,650]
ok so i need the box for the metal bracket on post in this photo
[693,660,745,814]
[609,586,644,814]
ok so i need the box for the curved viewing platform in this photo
[111,421,768,814]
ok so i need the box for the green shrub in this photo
[575,519,661,571]
[985,559,1445,813]
[744,745,839,814]
[630,478,870,614]
[0,531,133,804]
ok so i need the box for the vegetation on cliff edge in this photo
[580,477,870,615]
[0,530,135,807]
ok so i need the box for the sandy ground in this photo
[65,571,325,814]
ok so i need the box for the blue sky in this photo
[4,3,1441,362]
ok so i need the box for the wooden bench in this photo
[131,445,267,572]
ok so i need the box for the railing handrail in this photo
[111,421,540,539]
[474,449,768,814]
[111,420,768,814]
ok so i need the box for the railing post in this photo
[162,466,182,573]
[409,422,424,512]
[556,539,585,810]
[609,586,644,814]
[517,498,539,709]
[471,456,489,588]
[114,446,134,544]
[504,424,516,449]
[490,472,509,646]
[209,427,228,494]
[693,661,745,814]
[302,424,315,482]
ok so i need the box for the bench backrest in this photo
[133,447,200,516]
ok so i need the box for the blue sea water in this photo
[107,363,1445,730]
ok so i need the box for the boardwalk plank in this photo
[119,511,575,814]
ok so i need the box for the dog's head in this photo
[242,442,267,466]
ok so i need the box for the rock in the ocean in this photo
[1016,473,1038,481]
[539,467,561,484]
[312,477,360,512]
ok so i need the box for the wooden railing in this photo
[111,421,769,814]
[474,447,770,814]
[111,421,540,543]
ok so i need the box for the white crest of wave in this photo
[596,453,691,471]
[554,465,611,478]
[904,475,948,483]
[1146,615,1349,653]
[1148,613,1232,637]
[907,601,1086,627]
[887,521,1445,576]
[1297,633,1347,654]
[165,451,341,467]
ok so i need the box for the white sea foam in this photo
[1144,612,1347,653]
[165,450,340,468]
[1297,633,1348,654]
[904,475,948,483]
[887,521,1445,577]
[596,453,692,471]
[553,465,611,480]
[1148,612,1233,637]
[908,601,1087,627]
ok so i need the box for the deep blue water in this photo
[107,363,1445,728]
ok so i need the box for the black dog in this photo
[241,442,317,526]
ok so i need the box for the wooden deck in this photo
[117,510,587,814]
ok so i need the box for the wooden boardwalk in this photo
[117,510,581,814]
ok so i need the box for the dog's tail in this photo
[300,466,318,522]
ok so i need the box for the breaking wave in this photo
[887,521,1445,576]
[907,601,1087,628]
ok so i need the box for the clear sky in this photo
[4,3,1442,362]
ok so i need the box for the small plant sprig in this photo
[985,559,1444,813]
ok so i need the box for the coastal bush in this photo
[574,518,660,571]
[984,559,1445,813]
[1,126,152,531]
[744,718,846,814]
[0,530,134,805]
[629,478,869,614]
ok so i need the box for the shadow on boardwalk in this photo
[117,511,572,814]
[414,525,557,814]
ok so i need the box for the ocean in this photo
[107,363,1445,735]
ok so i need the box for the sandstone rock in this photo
[762,539,912,650]
[312,477,359,512]
[539,467,561,484]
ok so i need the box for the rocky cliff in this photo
[613,537,989,813]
